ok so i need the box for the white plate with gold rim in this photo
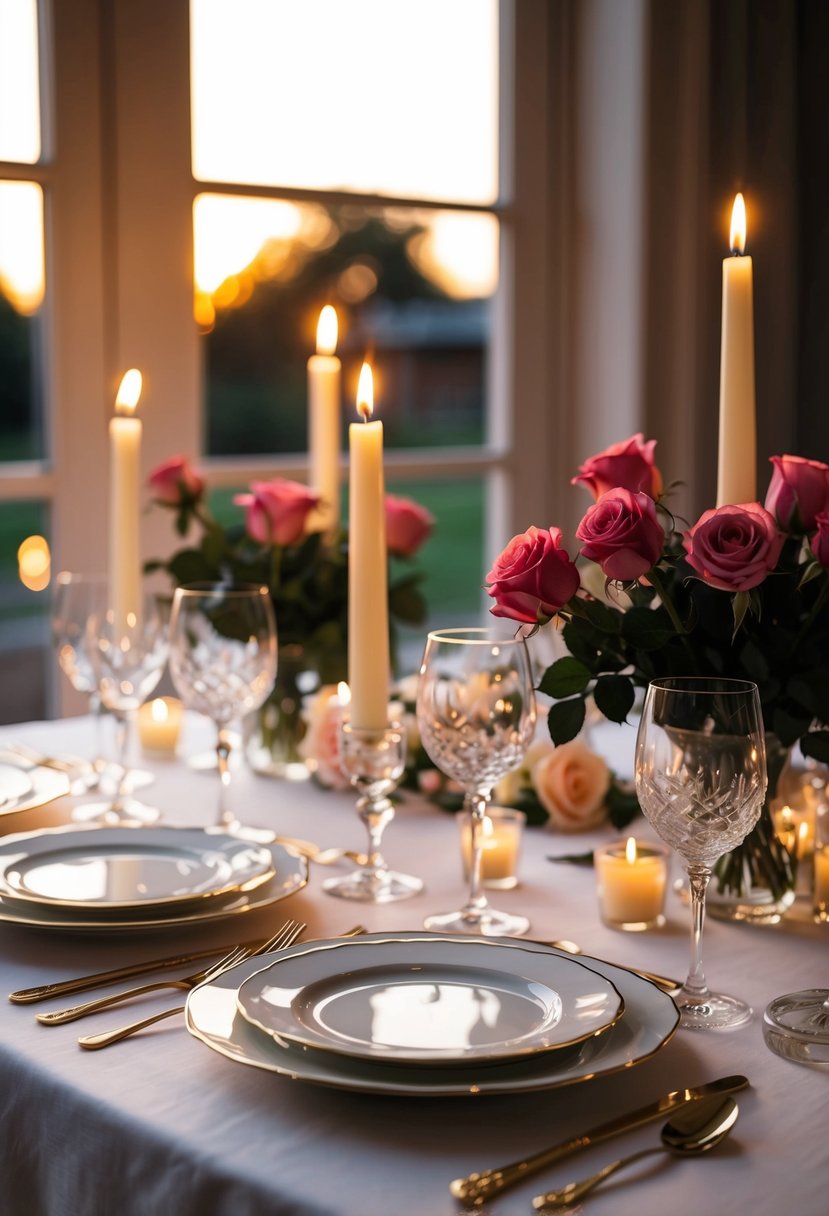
[236,936,624,1067]
[186,933,679,1097]
[0,832,307,933]
[0,758,70,816]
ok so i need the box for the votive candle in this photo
[595,837,669,930]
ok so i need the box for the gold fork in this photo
[37,918,303,1026]
[77,920,306,1050]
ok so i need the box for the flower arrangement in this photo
[146,455,434,682]
[485,434,829,903]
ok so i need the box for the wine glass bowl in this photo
[635,676,766,1030]
[416,627,536,936]
[168,583,277,827]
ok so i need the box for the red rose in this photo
[234,479,320,546]
[576,488,663,580]
[571,433,662,500]
[486,526,580,624]
[683,503,784,592]
[148,455,205,506]
[385,495,434,557]
[811,511,829,567]
[764,454,829,532]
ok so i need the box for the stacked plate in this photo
[0,753,71,816]
[186,932,680,1097]
[0,823,308,933]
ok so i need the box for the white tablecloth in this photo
[0,715,826,1216]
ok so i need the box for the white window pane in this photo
[0,0,40,163]
[190,0,498,205]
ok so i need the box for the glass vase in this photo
[707,733,796,924]
[244,644,321,782]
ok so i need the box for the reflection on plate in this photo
[0,756,70,816]
[0,825,275,912]
[187,933,679,1097]
[237,937,623,1067]
[0,832,307,933]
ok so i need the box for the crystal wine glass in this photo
[416,626,537,936]
[168,583,277,828]
[51,572,108,787]
[85,590,169,823]
[635,676,767,1030]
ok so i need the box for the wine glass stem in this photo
[111,710,131,816]
[216,726,233,826]
[464,790,490,916]
[684,864,712,1001]
[362,796,392,873]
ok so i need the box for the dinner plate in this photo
[0,757,70,816]
[186,933,679,1097]
[0,824,275,912]
[0,833,307,933]
[236,936,624,1066]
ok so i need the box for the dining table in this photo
[0,712,825,1216]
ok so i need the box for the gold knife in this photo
[449,1074,749,1207]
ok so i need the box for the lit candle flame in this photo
[625,836,637,864]
[729,193,747,255]
[316,305,338,356]
[115,368,143,416]
[337,682,351,706]
[151,698,169,724]
[356,362,374,421]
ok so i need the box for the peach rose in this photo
[298,685,349,789]
[532,740,611,831]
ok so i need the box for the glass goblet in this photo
[416,626,537,937]
[85,591,169,823]
[635,676,767,1030]
[51,571,108,786]
[168,583,277,828]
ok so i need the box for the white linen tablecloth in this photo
[0,715,826,1216]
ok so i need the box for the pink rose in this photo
[683,502,784,592]
[234,479,320,546]
[486,526,580,625]
[576,488,663,580]
[572,433,662,500]
[764,455,829,531]
[532,740,610,832]
[298,685,349,789]
[811,512,829,567]
[148,456,205,506]
[385,495,435,557]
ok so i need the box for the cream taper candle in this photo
[307,305,341,537]
[716,193,756,506]
[348,362,390,731]
[108,368,143,633]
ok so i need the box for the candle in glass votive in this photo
[138,697,183,757]
[459,808,525,890]
[595,837,669,931]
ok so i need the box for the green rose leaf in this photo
[578,598,622,634]
[620,606,675,650]
[800,730,829,765]
[593,674,635,723]
[168,548,215,586]
[537,656,591,699]
[547,697,586,745]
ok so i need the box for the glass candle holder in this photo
[458,807,525,890]
[595,837,670,931]
[138,697,183,758]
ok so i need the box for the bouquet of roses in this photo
[145,455,434,681]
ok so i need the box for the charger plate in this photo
[0,758,70,816]
[186,933,679,1097]
[0,832,307,933]
[236,936,623,1067]
[0,824,275,912]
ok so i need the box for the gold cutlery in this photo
[37,917,303,1025]
[77,920,306,1050]
[449,1074,749,1207]
[532,1095,739,1209]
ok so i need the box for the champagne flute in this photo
[168,583,277,828]
[635,676,766,1030]
[416,626,536,936]
[85,590,169,823]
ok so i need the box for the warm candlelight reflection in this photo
[356,362,374,420]
[730,192,747,255]
[115,369,143,415]
[17,534,50,592]
[316,305,338,356]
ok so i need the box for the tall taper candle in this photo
[716,193,756,506]
[108,369,143,633]
[307,305,341,537]
[348,362,390,730]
